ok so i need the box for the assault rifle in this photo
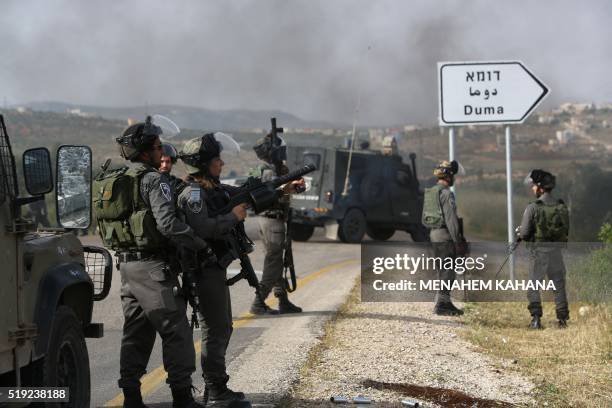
[178,247,206,329]
[215,163,316,299]
[268,118,303,293]
[209,163,316,217]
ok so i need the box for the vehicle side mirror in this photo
[56,145,92,229]
[23,148,53,195]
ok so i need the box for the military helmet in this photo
[116,116,162,161]
[161,142,178,164]
[253,133,286,162]
[525,169,556,190]
[179,133,222,175]
[433,160,464,178]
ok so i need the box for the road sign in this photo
[438,61,549,126]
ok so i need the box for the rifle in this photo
[225,222,266,303]
[268,118,301,293]
[494,239,522,279]
[219,164,316,300]
[209,164,316,217]
[178,247,206,329]
[283,209,298,292]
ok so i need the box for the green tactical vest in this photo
[93,166,167,251]
[422,184,444,229]
[533,199,570,242]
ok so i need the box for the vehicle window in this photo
[0,152,5,205]
[0,117,19,204]
[303,153,320,169]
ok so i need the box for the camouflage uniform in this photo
[519,191,569,322]
[118,164,207,396]
[250,163,302,314]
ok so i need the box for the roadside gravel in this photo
[289,285,534,407]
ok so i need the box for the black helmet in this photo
[161,143,178,164]
[116,116,162,161]
[525,169,556,190]
[179,134,223,175]
[253,133,287,162]
[433,160,465,178]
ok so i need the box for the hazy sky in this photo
[1,0,610,125]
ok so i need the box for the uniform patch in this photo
[188,186,203,214]
[160,182,172,202]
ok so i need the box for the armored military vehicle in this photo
[287,144,428,243]
[0,115,112,406]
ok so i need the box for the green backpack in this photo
[421,184,444,229]
[533,200,570,242]
[93,166,167,251]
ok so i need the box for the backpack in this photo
[93,166,167,251]
[421,184,444,229]
[533,199,570,242]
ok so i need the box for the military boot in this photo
[276,292,302,314]
[434,302,464,316]
[205,377,250,407]
[529,315,543,330]
[171,386,205,408]
[558,319,568,329]
[249,295,279,315]
[123,387,148,408]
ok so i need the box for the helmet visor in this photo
[152,114,180,140]
[451,160,466,176]
[214,132,240,156]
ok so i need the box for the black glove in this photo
[200,246,218,266]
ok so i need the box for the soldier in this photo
[519,169,570,329]
[421,160,468,316]
[113,118,207,408]
[381,135,399,156]
[177,133,302,406]
[160,142,178,175]
[249,134,304,315]
[176,133,250,407]
[160,142,186,193]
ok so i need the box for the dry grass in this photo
[462,302,612,407]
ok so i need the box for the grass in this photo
[462,302,612,407]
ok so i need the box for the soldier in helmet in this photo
[113,117,207,407]
[519,169,570,329]
[176,133,251,407]
[160,142,185,193]
[249,134,304,315]
[381,135,399,156]
[421,160,468,316]
[160,142,178,175]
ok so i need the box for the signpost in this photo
[437,61,549,279]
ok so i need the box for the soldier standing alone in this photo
[249,134,304,315]
[421,160,468,316]
[519,169,570,329]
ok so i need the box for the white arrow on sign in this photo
[438,61,549,126]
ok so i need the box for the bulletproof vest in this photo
[201,185,235,257]
[93,166,167,251]
[422,184,444,229]
[533,199,569,242]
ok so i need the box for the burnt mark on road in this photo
[362,379,514,407]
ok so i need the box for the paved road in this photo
[81,218,363,407]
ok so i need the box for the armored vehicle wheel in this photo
[40,306,91,408]
[366,225,395,241]
[338,209,367,243]
[290,223,315,241]
[408,224,429,242]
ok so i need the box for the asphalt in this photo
[80,218,361,407]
